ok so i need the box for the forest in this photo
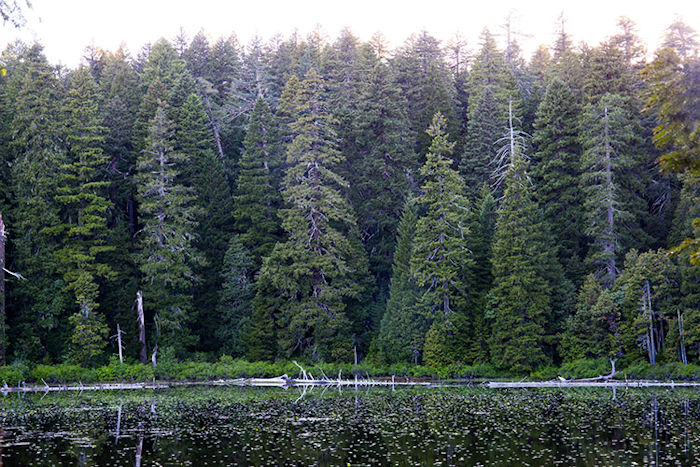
[0,17,697,375]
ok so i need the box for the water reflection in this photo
[0,386,695,466]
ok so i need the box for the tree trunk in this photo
[603,107,617,287]
[136,290,147,363]
[0,212,5,365]
[678,309,687,365]
[645,280,656,365]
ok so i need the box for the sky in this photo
[1,0,698,67]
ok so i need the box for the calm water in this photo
[0,384,697,466]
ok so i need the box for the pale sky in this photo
[1,0,698,67]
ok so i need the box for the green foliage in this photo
[488,154,552,373]
[216,236,255,356]
[411,113,473,364]
[233,97,283,262]
[562,275,621,361]
[373,200,426,364]
[579,93,649,287]
[8,44,71,361]
[255,69,371,362]
[135,104,204,351]
[531,77,585,284]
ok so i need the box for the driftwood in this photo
[565,359,616,383]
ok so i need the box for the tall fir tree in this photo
[350,60,415,284]
[135,104,203,352]
[579,94,640,287]
[488,112,553,373]
[8,45,71,361]
[410,113,473,366]
[531,77,585,285]
[173,92,233,351]
[233,97,284,263]
[372,199,426,364]
[216,235,256,357]
[53,68,115,365]
[254,69,371,362]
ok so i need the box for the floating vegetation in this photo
[0,386,697,466]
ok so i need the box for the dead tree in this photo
[136,290,147,363]
[0,212,5,365]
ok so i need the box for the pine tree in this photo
[351,60,415,283]
[579,94,639,287]
[254,69,371,362]
[616,249,679,364]
[531,77,585,284]
[52,68,115,365]
[561,274,621,361]
[466,184,497,361]
[393,32,457,156]
[174,93,233,351]
[459,85,500,197]
[373,199,426,364]
[216,235,255,357]
[135,104,203,352]
[488,121,552,373]
[233,97,283,263]
[410,113,473,366]
[9,45,71,361]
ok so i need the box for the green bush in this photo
[0,363,29,386]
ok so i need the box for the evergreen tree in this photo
[135,104,203,352]
[579,94,641,287]
[233,97,283,263]
[373,199,426,364]
[459,85,500,197]
[254,69,371,362]
[488,127,552,373]
[216,235,255,356]
[617,249,679,364]
[174,93,233,351]
[561,274,621,361]
[8,45,71,361]
[393,32,457,156]
[351,60,415,283]
[466,185,497,361]
[410,113,472,366]
[531,78,585,284]
[53,68,115,365]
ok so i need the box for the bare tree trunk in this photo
[136,290,147,363]
[199,90,225,160]
[678,309,687,365]
[645,280,656,365]
[116,323,124,368]
[0,212,5,365]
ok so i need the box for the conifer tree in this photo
[216,235,255,356]
[393,32,457,155]
[579,94,637,287]
[135,104,203,352]
[9,45,71,360]
[410,113,472,365]
[351,60,415,282]
[255,69,371,362]
[459,85,500,197]
[53,68,115,365]
[373,199,426,364]
[561,274,621,361]
[488,118,552,373]
[174,93,233,350]
[531,77,585,284]
[233,97,283,263]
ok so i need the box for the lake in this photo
[0,385,697,465]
